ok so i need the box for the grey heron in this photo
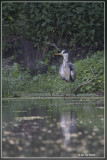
[55,50,77,95]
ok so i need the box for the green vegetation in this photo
[2,2,104,97]
[2,2,104,59]
[2,51,104,97]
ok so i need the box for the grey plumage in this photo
[68,62,77,82]
[56,50,77,83]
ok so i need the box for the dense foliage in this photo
[2,2,104,97]
[2,51,104,97]
[2,2,104,60]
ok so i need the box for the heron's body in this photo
[57,50,77,83]
[60,62,76,82]
[55,50,77,95]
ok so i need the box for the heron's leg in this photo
[70,81,72,96]
[64,81,66,97]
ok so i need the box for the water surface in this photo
[2,97,104,158]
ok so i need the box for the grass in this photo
[2,51,104,98]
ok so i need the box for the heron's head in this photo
[55,50,68,61]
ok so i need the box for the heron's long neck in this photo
[63,55,68,66]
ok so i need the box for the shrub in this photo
[2,51,104,97]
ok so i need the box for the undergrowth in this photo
[2,51,104,98]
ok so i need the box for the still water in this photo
[2,97,104,158]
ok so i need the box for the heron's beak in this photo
[55,53,63,55]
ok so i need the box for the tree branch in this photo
[5,36,23,43]
[74,72,103,95]
[46,42,61,51]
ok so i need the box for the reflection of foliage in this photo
[2,51,104,97]
[2,2,104,60]
[2,99,104,157]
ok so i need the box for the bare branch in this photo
[12,36,23,42]
[99,41,104,47]
[46,42,61,51]
[5,36,23,43]
[74,72,103,95]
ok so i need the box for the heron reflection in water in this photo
[55,50,77,95]
[60,111,77,147]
